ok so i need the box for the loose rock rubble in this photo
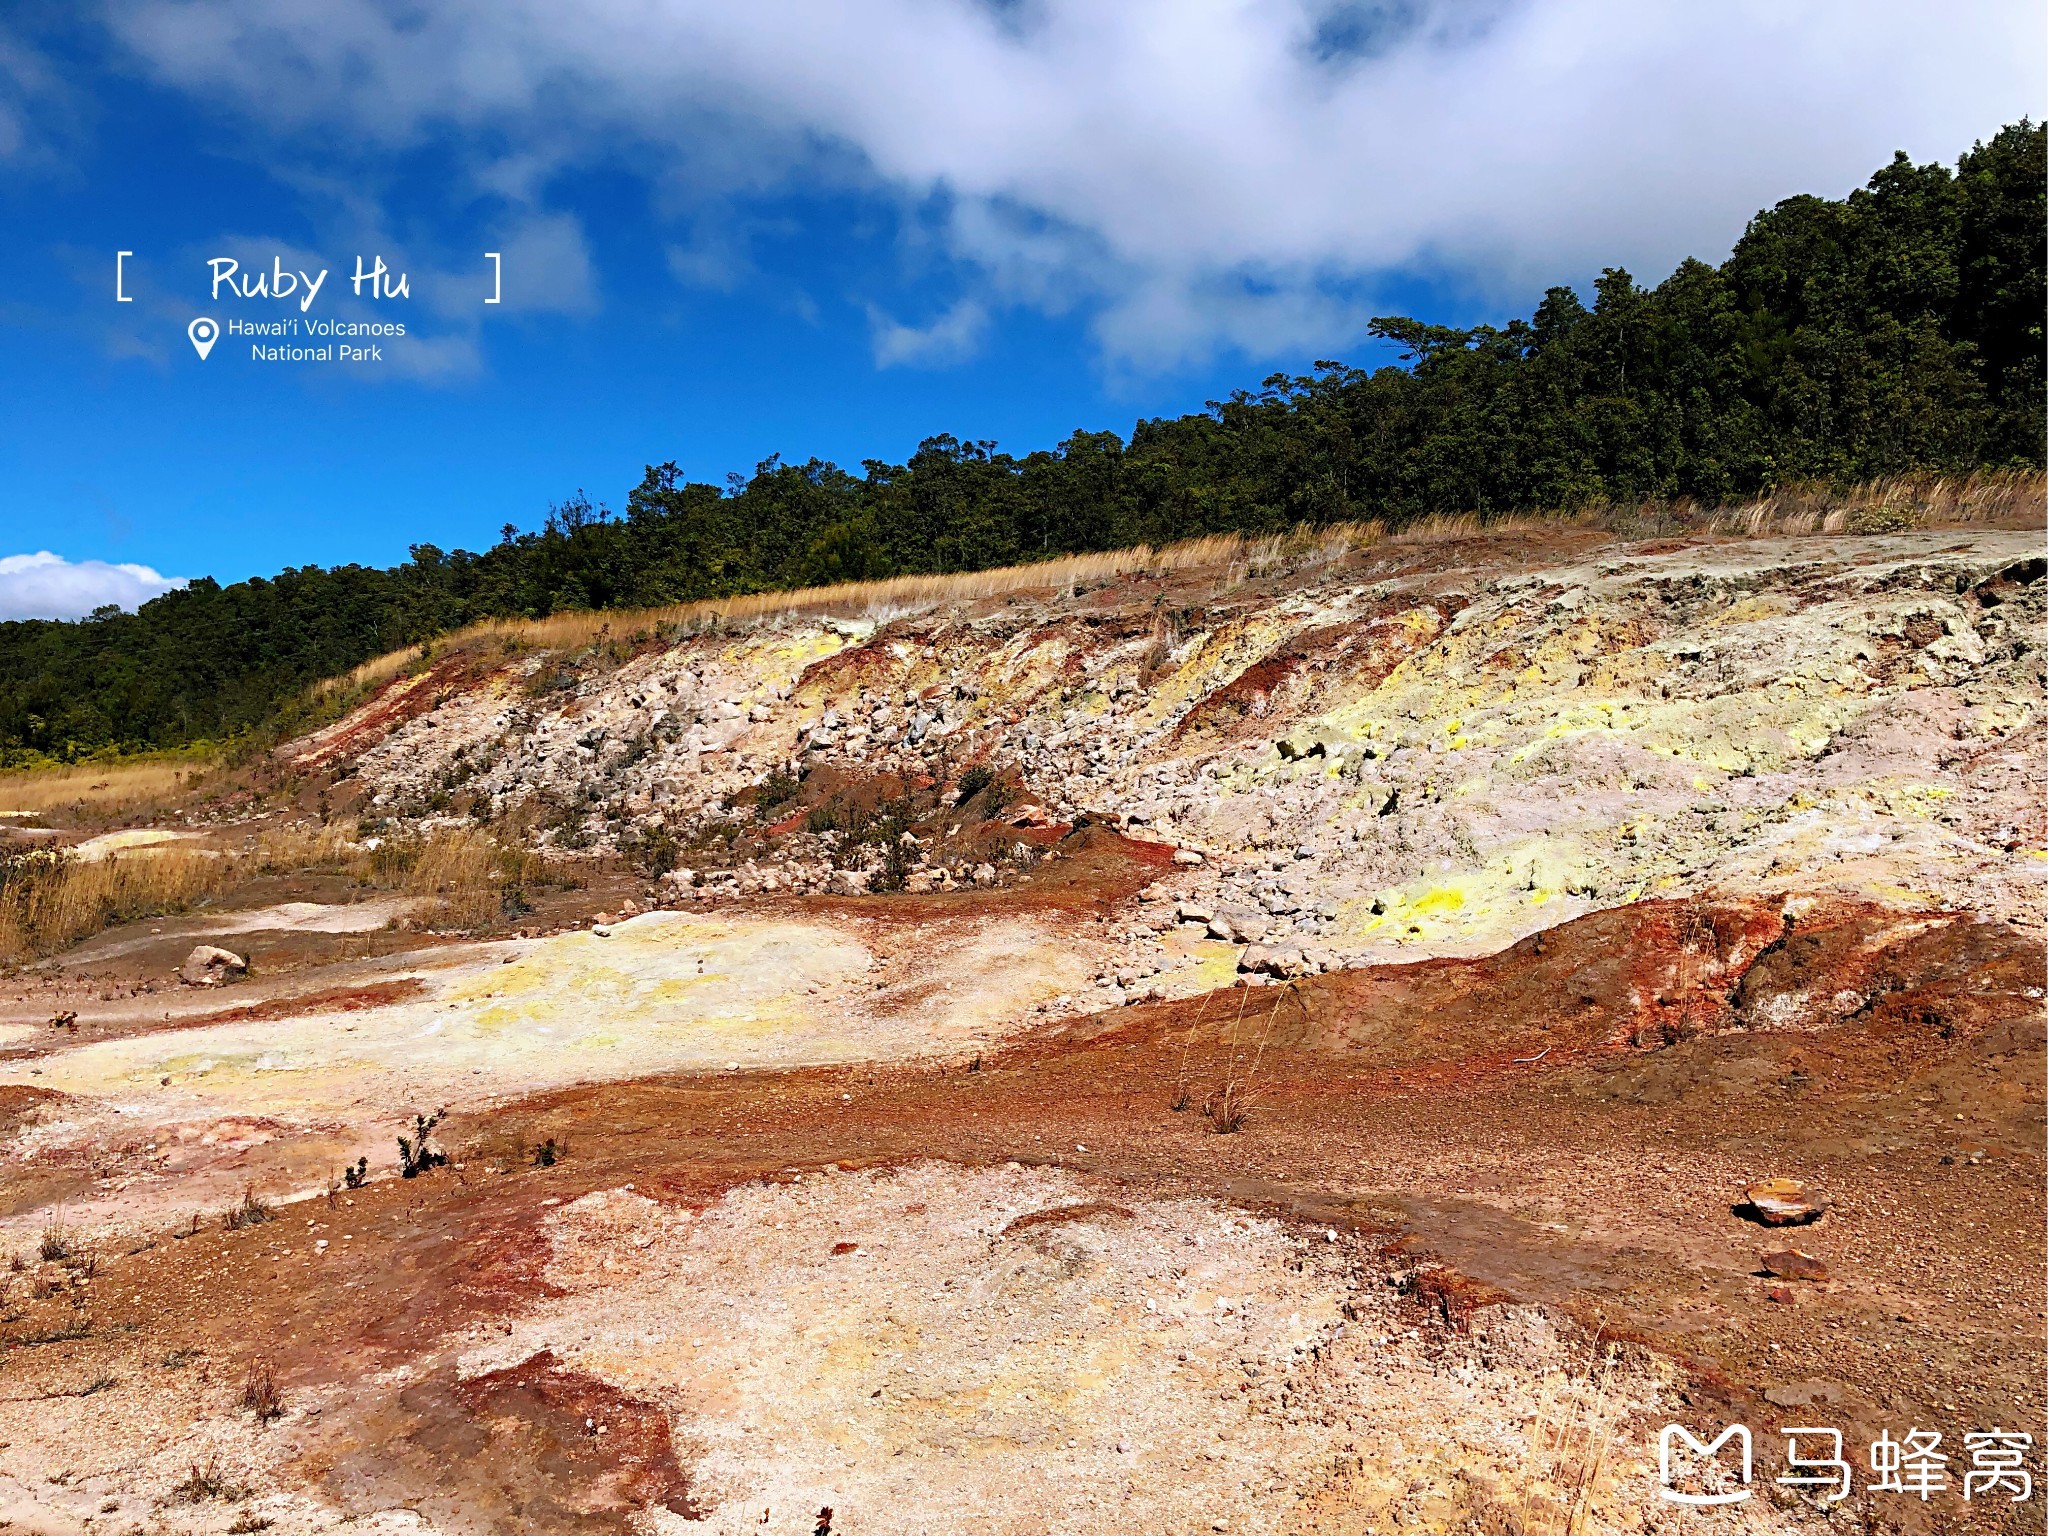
[298,530,2043,982]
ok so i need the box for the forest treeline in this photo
[3,122,2040,760]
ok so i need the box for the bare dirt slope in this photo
[0,524,2040,1535]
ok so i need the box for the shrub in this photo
[624,824,680,877]
[756,770,801,814]
[953,765,994,805]
[870,839,911,893]
[398,1112,448,1178]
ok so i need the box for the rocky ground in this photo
[0,522,2040,1535]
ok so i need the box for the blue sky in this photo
[0,1,2039,618]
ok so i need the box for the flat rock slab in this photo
[1759,1248,1830,1282]
[1742,1178,1827,1226]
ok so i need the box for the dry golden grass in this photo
[0,820,561,963]
[312,470,2040,707]
[0,758,213,818]
[401,826,507,930]
[1386,469,2043,547]
[386,826,561,932]
[1386,508,1606,545]
[1709,467,2042,537]
[1478,1346,1635,1536]
[249,822,360,873]
[319,530,1341,700]
[0,846,234,964]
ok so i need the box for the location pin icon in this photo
[188,316,219,360]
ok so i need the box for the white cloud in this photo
[493,212,599,315]
[105,0,2047,366]
[0,23,80,169]
[869,297,988,367]
[0,552,187,621]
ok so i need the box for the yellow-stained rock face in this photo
[289,529,2040,974]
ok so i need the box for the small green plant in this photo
[756,770,801,813]
[340,1156,368,1190]
[531,1136,566,1168]
[522,659,580,699]
[953,765,994,805]
[625,824,680,877]
[870,838,911,893]
[38,1223,72,1263]
[398,1112,448,1178]
[11,1313,91,1345]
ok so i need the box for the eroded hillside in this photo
[0,522,2040,1535]
[308,526,2041,964]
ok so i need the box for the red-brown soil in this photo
[5,874,2037,1529]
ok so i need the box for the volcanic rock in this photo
[179,945,247,987]
[1758,1249,1830,1282]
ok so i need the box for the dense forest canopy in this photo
[3,122,2041,761]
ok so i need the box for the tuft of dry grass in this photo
[396,826,557,931]
[250,822,360,873]
[0,757,214,818]
[0,816,559,963]
[1205,985,1289,1134]
[170,1457,244,1504]
[222,1186,273,1231]
[241,1361,284,1422]
[1492,1343,1634,1536]
[0,846,234,965]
